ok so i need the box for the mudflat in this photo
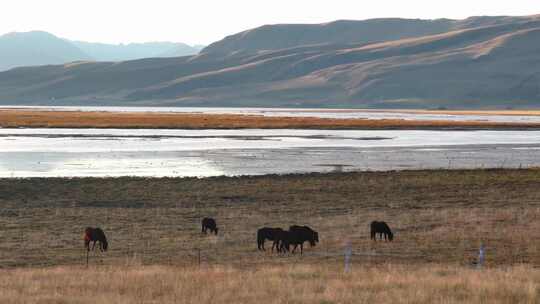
[2,109,540,129]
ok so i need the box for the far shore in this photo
[2,109,540,130]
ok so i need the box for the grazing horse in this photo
[257,227,284,251]
[202,218,219,235]
[370,221,394,241]
[281,225,319,254]
[84,227,108,252]
[274,229,290,253]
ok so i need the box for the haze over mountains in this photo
[1,15,539,108]
[0,31,203,71]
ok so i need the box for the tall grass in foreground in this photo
[0,264,538,304]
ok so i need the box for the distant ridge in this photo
[72,41,202,62]
[0,31,202,71]
[1,15,540,109]
[0,31,92,71]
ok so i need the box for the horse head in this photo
[309,231,319,247]
[102,238,109,251]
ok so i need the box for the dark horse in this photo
[280,225,319,254]
[370,221,394,241]
[202,218,219,235]
[257,227,284,251]
[84,227,108,252]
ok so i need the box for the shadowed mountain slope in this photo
[1,15,539,108]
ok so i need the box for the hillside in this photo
[201,16,529,55]
[1,15,539,108]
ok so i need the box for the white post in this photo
[478,243,485,269]
[344,240,352,273]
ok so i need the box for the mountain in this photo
[0,31,92,71]
[201,16,530,55]
[1,15,540,108]
[159,44,205,58]
[72,41,202,61]
[0,31,202,71]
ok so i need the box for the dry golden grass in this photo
[1,263,538,303]
[1,109,540,129]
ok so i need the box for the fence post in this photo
[344,239,352,273]
[477,243,485,269]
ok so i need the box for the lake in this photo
[1,128,540,177]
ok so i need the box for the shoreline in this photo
[2,109,540,130]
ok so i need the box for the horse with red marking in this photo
[84,227,109,252]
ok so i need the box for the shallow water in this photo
[1,129,540,177]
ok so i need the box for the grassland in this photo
[2,169,540,302]
[1,264,539,303]
[2,109,540,129]
[1,169,540,269]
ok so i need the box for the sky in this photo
[1,0,539,45]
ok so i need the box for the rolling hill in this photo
[1,15,539,108]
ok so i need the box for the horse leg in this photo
[91,241,96,251]
[300,243,303,255]
[281,242,288,254]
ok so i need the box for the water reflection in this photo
[0,152,224,178]
[1,129,540,177]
